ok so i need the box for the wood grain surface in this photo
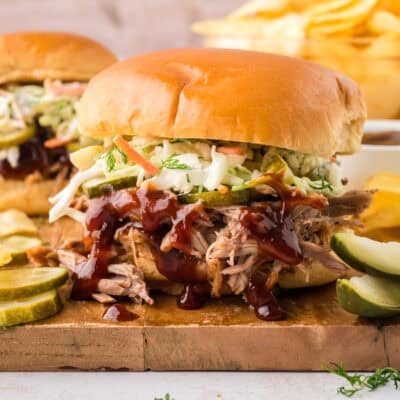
[0,285,398,371]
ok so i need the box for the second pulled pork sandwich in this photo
[47,48,371,320]
[0,31,116,214]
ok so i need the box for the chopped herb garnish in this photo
[98,145,128,172]
[161,154,192,170]
[309,174,333,192]
[154,394,175,400]
[327,363,400,397]
[186,173,190,183]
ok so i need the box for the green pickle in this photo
[0,235,42,264]
[337,275,400,318]
[0,290,62,327]
[180,189,250,206]
[82,175,137,198]
[0,267,68,301]
[0,126,35,149]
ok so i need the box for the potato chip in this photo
[361,227,400,243]
[0,209,37,238]
[228,0,291,20]
[307,0,378,35]
[192,14,307,39]
[367,10,400,34]
[364,172,400,193]
[380,0,400,16]
[0,247,11,267]
[361,173,400,229]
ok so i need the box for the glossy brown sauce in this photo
[245,276,285,321]
[0,126,71,179]
[103,304,138,322]
[73,176,327,320]
[362,131,400,146]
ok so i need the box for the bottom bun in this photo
[278,261,343,289]
[0,178,66,215]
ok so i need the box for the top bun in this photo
[0,31,117,84]
[78,48,366,157]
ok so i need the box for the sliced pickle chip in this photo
[179,189,250,207]
[82,175,137,198]
[337,275,400,318]
[0,235,42,263]
[0,290,62,327]
[0,209,37,238]
[0,267,68,301]
[0,126,35,149]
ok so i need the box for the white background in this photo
[0,372,397,400]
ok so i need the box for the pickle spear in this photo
[331,232,400,279]
[0,126,35,149]
[0,267,68,301]
[180,189,250,207]
[337,275,400,318]
[0,290,62,327]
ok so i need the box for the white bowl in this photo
[339,146,400,190]
[338,120,400,190]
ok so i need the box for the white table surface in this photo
[0,372,397,400]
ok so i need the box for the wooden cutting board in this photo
[0,218,398,371]
[0,285,399,371]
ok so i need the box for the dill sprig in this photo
[309,174,334,192]
[154,394,175,400]
[98,145,128,172]
[327,363,400,397]
[161,154,192,170]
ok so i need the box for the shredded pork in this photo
[32,188,373,303]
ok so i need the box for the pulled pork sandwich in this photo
[0,31,116,214]
[46,48,371,320]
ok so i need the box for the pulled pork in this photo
[32,188,372,304]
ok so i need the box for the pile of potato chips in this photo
[360,172,400,242]
[193,0,400,119]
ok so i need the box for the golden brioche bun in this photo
[78,48,366,157]
[0,31,117,84]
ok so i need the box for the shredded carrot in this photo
[217,184,229,194]
[44,137,74,149]
[216,146,244,156]
[113,135,159,175]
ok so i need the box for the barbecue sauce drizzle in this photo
[103,304,138,322]
[73,176,327,320]
[0,125,71,179]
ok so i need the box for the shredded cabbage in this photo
[49,137,344,223]
[0,81,83,145]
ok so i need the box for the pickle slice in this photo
[337,275,400,318]
[82,175,137,198]
[0,235,42,263]
[331,232,400,279]
[0,267,68,301]
[0,126,35,149]
[179,189,250,207]
[0,210,37,238]
[0,290,62,327]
